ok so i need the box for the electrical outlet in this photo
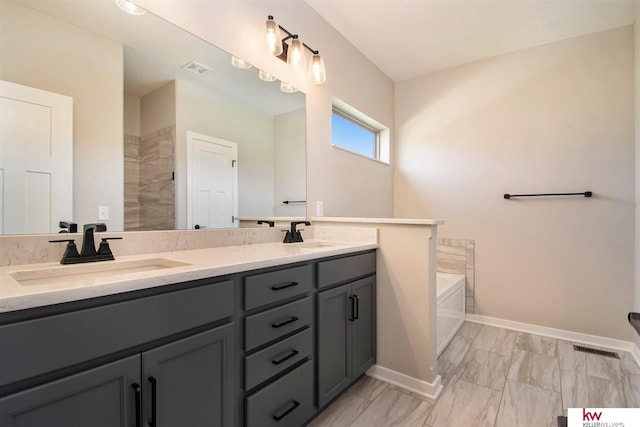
[316,201,324,217]
[98,206,109,220]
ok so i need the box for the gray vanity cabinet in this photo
[0,355,140,427]
[0,325,234,427]
[316,253,376,408]
[0,279,236,427]
[141,324,235,427]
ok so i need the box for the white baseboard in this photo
[466,313,637,355]
[630,342,640,368]
[366,365,443,401]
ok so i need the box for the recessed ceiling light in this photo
[115,0,146,16]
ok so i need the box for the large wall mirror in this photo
[0,0,306,235]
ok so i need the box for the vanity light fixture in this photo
[115,0,146,15]
[265,15,326,85]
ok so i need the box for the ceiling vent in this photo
[182,61,212,75]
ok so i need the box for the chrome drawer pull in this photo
[271,281,299,291]
[271,316,299,328]
[271,349,300,365]
[272,400,300,421]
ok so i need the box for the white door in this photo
[0,80,73,235]
[187,132,238,229]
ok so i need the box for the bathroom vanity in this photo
[0,242,376,427]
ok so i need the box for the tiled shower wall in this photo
[437,238,475,313]
[124,125,175,231]
[124,134,141,230]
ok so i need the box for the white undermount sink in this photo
[10,258,191,286]
[289,241,341,251]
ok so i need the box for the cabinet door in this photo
[142,324,234,427]
[351,276,376,378]
[0,355,140,427]
[317,283,351,408]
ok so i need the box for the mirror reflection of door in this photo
[0,80,73,234]
[187,132,238,230]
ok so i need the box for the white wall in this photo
[395,27,635,341]
[1,0,124,231]
[274,109,306,217]
[134,0,396,219]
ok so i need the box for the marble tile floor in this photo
[308,322,640,427]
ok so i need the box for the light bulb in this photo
[287,36,306,73]
[265,16,283,57]
[115,0,146,15]
[280,82,298,93]
[231,56,252,69]
[259,70,277,82]
[309,53,326,85]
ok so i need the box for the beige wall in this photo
[274,109,306,217]
[141,81,176,135]
[134,0,395,219]
[124,95,141,137]
[395,27,635,341]
[635,18,640,348]
[318,221,439,389]
[0,0,124,231]
[174,79,275,226]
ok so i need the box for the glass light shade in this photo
[259,70,277,82]
[287,37,306,73]
[265,18,283,56]
[280,82,298,93]
[231,56,252,69]
[115,0,146,15]
[309,53,326,85]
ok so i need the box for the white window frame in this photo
[331,98,390,164]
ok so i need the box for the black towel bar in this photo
[282,200,306,204]
[504,191,592,199]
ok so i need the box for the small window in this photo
[331,99,389,164]
[332,111,377,158]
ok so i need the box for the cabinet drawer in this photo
[246,359,314,427]
[244,264,313,311]
[245,328,312,390]
[317,251,376,289]
[0,280,234,388]
[245,297,312,351]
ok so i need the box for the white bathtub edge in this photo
[365,365,443,401]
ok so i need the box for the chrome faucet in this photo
[283,221,311,243]
[49,223,122,264]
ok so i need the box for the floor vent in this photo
[573,345,620,359]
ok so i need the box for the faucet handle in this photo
[97,237,122,256]
[49,239,80,264]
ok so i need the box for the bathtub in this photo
[437,272,466,356]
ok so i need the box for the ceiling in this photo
[304,0,639,82]
[12,0,304,116]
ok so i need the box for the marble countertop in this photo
[310,217,445,225]
[0,240,377,313]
